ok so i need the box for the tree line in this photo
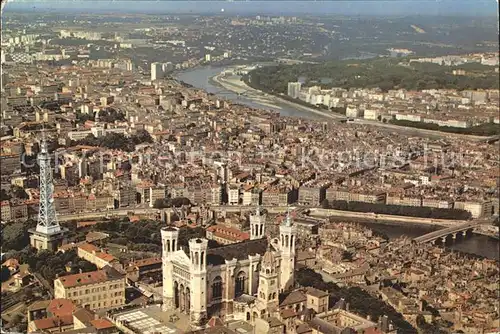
[5,248,97,283]
[244,58,499,94]
[321,199,472,220]
[72,130,153,152]
[94,219,220,253]
[153,197,192,209]
[390,120,500,136]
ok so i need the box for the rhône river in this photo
[176,66,499,260]
[176,66,325,120]
[328,217,499,260]
[363,222,499,260]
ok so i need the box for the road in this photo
[56,205,300,221]
[56,205,472,230]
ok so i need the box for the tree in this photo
[11,186,28,200]
[171,197,191,207]
[208,239,222,249]
[342,251,353,261]
[75,112,94,124]
[321,199,330,209]
[23,287,34,301]
[0,266,10,282]
[416,314,426,328]
[153,198,171,209]
[98,108,126,123]
[2,222,29,251]
[178,227,206,249]
[0,189,11,201]
[132,130,153,145]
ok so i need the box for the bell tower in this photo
[189,238,208,325]
[279,209,296,292]
[161,226,179,311]
[257,246,279,315]
[250,205,266,240]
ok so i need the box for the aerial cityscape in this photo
[0,1,499,334]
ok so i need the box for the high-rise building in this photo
[287,82,302,99]
[151,62,163,81]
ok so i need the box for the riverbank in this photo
[211,73,283,110]
[213,70,345,120]
[212,66,491,141]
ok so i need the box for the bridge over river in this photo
[413,220,491,244]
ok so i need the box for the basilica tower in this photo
[250,206,266,240]
[161,226,179,311]
[279,210,296,292]
[257,246,279,316]
[189,238,209,325]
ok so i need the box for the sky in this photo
[2,0,498,16]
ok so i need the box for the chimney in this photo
[346,302,350,312]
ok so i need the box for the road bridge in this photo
[413,220,489,244]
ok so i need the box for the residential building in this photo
[53,266,126,311]
[77,243,120,269]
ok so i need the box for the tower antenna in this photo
[29,127,67,251]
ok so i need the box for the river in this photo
[176,66,500,261]
[327,216,499,260]
[363,222,499,260]
[176,66,326,120]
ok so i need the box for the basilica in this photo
[161,207,297,325]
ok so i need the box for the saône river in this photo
[176,66,499,260]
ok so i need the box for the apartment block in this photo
[386,196,422,207]
[54,266,126,311]
[422,198,453,209]
[227,185,240,205]
[10,202,28,220]
[0,154,20,174]
[241,185,261,206]
[262,187,295,206]
[149,186,166,207]
[298,185,327,206]
[77,243,120,269]
[1,201,11,221]
[454,200,493,218]
[115,186,136,207]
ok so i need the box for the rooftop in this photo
[56,266,123,288]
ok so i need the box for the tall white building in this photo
[161,207,297,325]
[151,62,163,81]
[287,82,302,99]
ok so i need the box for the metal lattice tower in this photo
[35,137,61,235]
